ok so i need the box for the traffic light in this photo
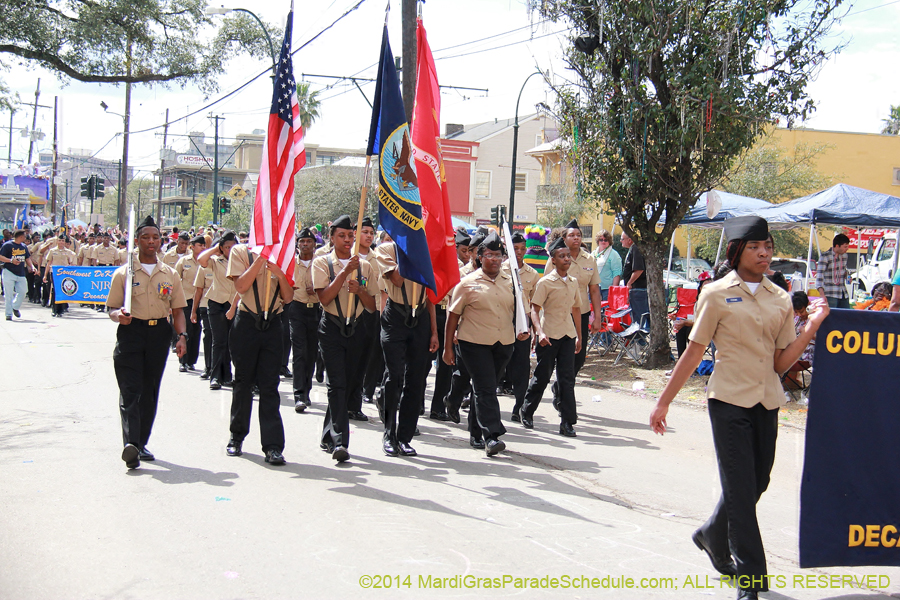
[490,205,500,226]
[93,176,105,198]
[499,205,507,224]
[219,197,230,214]
[80,176,93,198]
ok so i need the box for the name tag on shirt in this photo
[726,297,742,303]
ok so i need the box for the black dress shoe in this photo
[280,366,293,378]
[226,439,243,457]
[521,415,534,429]
[138,447,155,461]
[209,379,221,390]
[265,449,286,465]
[332,446,350,462]
[559,421,577,437]
[511,412,521,423]
[469,437,485,450]
[222,379,234,388]
[486,438,506,456]
[178,364,188,373]
[429,411,450,421]
[444,399,461,424]
[200,370,210,380]
[121,444,140,469]
[382,439,399,457]
[294,399,306,413]
[398,442,417,457]
[736,590,758,600]
[692,529,737,576]
[347,410,369,422]
[187,364,195,371]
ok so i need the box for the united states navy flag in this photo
[800,309,900,567]
[366,22,435,292]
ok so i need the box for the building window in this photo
[515,172,527,192]
[475,171,492,199]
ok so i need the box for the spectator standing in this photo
[1,230,37,320]
[592,229,622,301]
[815,234,850,308]
[621,231,649,327]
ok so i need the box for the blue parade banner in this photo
[800,309,900,567]
[50,266,117,304]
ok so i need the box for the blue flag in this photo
[366,25,435,292]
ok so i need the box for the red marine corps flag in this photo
[411,13,459,303]
[248,3,305,285]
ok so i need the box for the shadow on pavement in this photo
[126,459,238,487]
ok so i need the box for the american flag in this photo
[249,7,305,285]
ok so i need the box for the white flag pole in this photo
[502,220,529,336]
[123,206,135,314]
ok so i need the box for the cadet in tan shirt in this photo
[196,233,239,389]
[42,235,77,317]
[312,215,378,463]
[174,235,206,372]
[444,232,528,456]
[650,216,828,598]
[77,234,95,265]
[501,231,540,421]
[222,241,293,466]
[163,232,190,269]
[287,227,321,412]
[106,215,187,470]
[520,237,582,436]
[347,216,379,422]
[93,233,119,266]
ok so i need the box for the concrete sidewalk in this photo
[1,303,897,599]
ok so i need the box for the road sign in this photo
[226,184,247,200]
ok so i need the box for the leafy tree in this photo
[0,0,279,93]
[882,105,900,135]
[176,193,252,232]
[539,0,845,366]
[296,82,322,132]
[537,183,589,228]
[295,165,375,228]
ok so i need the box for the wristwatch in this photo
[176,332,189,341]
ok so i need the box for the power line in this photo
[844,0,900,17]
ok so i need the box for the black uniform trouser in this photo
[228,311,285,453]
[41,267,51,306]
[48,270,68,315]
[458,340,513,442]
[553,312,588,401]
[446,344,471,409]
[350,310,378,412]
[700,399,778,593]
[319,314,366,449]
[207,300,233,383]
[381,300,431,444]
[507,334,532,416]
[114,320,171,448]
[198,307,212,373]
[180,300,202,366]
[428,306,452,414]
[25,269,36,302]
[289,301,321,400]
[362,314,384,399]
[522,336,578,425]
[281,310,291,368]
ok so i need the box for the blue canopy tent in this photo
[451,216,477,234]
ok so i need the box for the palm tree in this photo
[295,82,321,133]
[881,104,900,135]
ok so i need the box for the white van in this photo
[856,235,897,292]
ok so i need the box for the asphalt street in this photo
[1,301,898,600]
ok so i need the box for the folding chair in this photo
[781,360,812,402]
[614,312,651,366]
[667,286,698,340]
[598,286,632,357]
[586,300,610,353]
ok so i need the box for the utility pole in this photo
[211,114,223,225]
[116,159,121,225]
[401,0,417,123]
[156,108,169,223]
[27,78,40,164]
[51,96,58,219]
[7,109,14,167]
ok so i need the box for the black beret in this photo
[547,236,567,255]
[454,230,471,245]
[724,216,769,242]
[330,214,352,231]
[360,216,374,229]
[511,232,525,244]
[190,235,206,245]
[298,227,316,240]
[178,231,191,241]
[479,231,503,253]
[218,230,238,245]
[469,232,486,248]
[136,215,159,232]
[564,218,580,230]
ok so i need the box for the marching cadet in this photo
[519,236,582,436]
[116,238,128,265]
[373,231,439,457]
[428,229,471,421]
[42,234,77,317]
[190,264,215,380]
[77,233,96,265]
[223,238,294,466]
[175,235,206,372]
[197,232,239,390]
[503,232,540,422]
[347,216,378,422]
[443,232,526,455]
[106,215,188,470]
[163,231,190,269]
[27,232,42,303]
[288,227,321,412]
[650,216,828,600]
[93,233,120,312]
[312,215,378,463]
[37,232,55,307]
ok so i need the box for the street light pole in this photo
[508,71,544,229]
[205,7,277,75]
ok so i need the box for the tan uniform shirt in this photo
[38,240,55,267]
[569,248,601,313]
[502,261,540,307]
[205,254,235,304]
[531,271,580,340]
[192,266,213,309]
[449,269,516,346]
[292,256,319,305]
[226,244,285,315]
[44,247,77,267]
[76,243,92,265]
[31,242,46,266]
[175,254,200,302]
[311,249,378,319]
[117,248,129,264]
[460,262,476,277]
[689,270,796,409]
[314,243,332,258]
[163,247,185,269]
[106,254,187,319]
[93,244,118,265]
[372,242,427,308]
